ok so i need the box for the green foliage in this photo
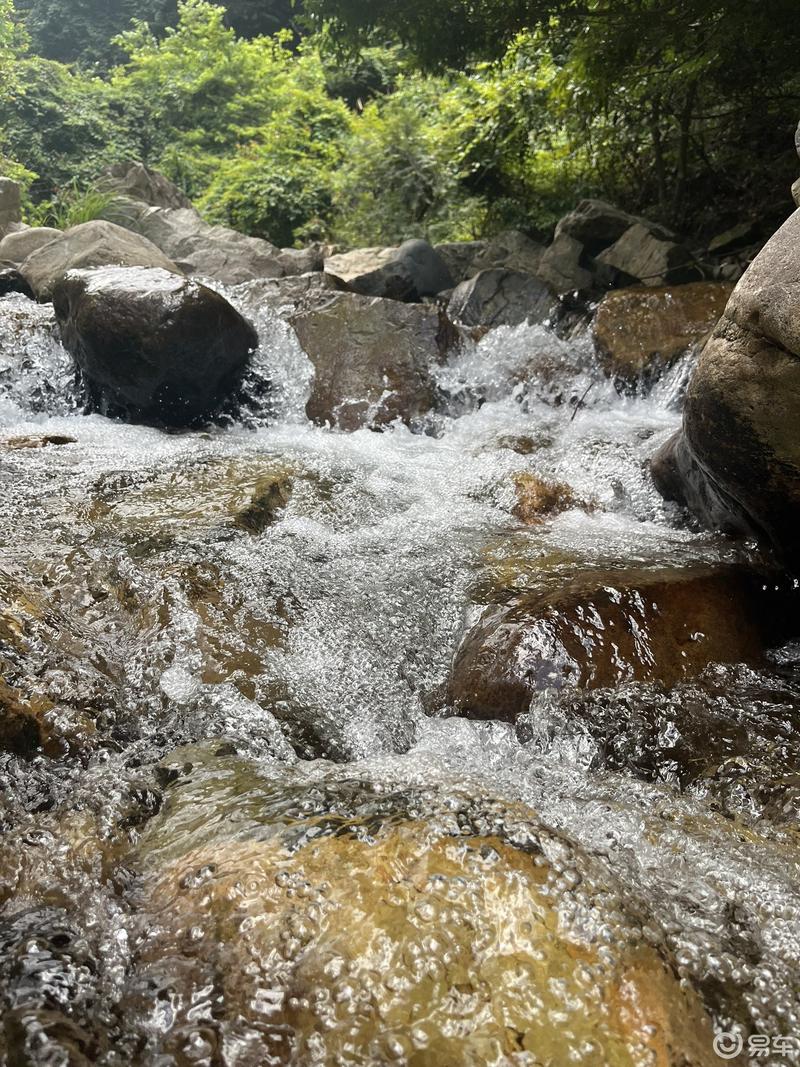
[31,179,129,229]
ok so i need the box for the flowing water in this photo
[1,288,800,1065]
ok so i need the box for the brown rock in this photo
[512,472,579,524]
[594,282,733,382]
[448,567,775,722]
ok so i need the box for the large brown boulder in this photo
[53,266,258,426]
[447,567,781,722]
[291,291,455,430]
[593,281,733,383]
[651,208,800,569]
[20,220,180,301]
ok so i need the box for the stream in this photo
[1,288,800,1065]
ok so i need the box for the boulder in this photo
[596,223,700,286]
[0,178,22,235]
[792,177,800,209]
[324,239,453,302]
[469,229,546,277]
[20,220,180,302]
[433,240,487,285]
[651,208,800,569]
[0,226,62,265]
[593,281,733,383]
[447,268,557,329]
[448,567,776,722]
[102,161,193,210]
[53,266,257,426]
[290,291,455,430]
[233,271,346,318]
[708,221,760,256]
[0,268,34,300]
[554,198,639,253]
[535,232,594,294]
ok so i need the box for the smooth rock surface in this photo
[21,220,180,302]
[593,281,733,382]
[596,223,699,286]
[291,292,455,430]
[53,266,257,426]
[0,226,62,265]
[535,233,594,294]
[652,208,800,568]
[324,239,453,302]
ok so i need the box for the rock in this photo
[2,434,76,450]
[596,223,700,287]
[433,240,487,285]
[130,761,719,1067]
[233,474,293,534]
[20,220,180,302]
[0,178,22,235]
[593,281,733,383]
[448,567,775,722]
[101,161,193,209]
[0,268,34,300]
[512,473,580,524]
[708,221,760,256]
[535,232,594,294]
[652,208,800,568]
[554,198,640,253]
[291,292,455,430]
[53,266,257,426]
[324,239,453,302]
[273,243,326,275]
[469,229,546,276]
[233,271,346,319]
[447,268,557,329]
[0,227,62,265]
[792,177,800,209]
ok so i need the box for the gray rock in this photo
[233,272,346,319]
[290,292,456,430]
[324,239,453,302]
[434,241,488,286]
[554,199,640,252]
[536,233,593,294]
[20,220,180,302]
[651,207,800,568]
[447,269,557,330]
[0,227,62,265]
[0,178,22,236]
[792,177,800,209]
[53,266,257,426]
[102,161,193,210]
[596,223,699,286]
[469,230,546,277]
[707,222,760,256]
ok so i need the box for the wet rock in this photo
[0,268,34,299]
[596,223,700,287]
[0,177,21,236]
[233,474,293,534]
[593,281,733,383]
[2,433,76,450]
[102,160,194,210]
[20,220,180,302]
[651,208,800,569]
[233,271,346,319]
[129,767,718,1067]
[53,266,257,426]
[512,472,581,524]
[291,291,456,430]
[536,232,594,294]
[0,226,62,265]
[324,239,453,302]
[448,567,776,722]
[447,268,557,329]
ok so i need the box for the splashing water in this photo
[1,289,799,1065]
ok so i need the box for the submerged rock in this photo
[20,220,180,302]
[512,472,582,524]
[593,281,733,384]
[324,239,453,302]
[53,266,257,426]
[651,208,800,569]
[447,268,557,329]
[448,567,781,722]
[291,291,456,430]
